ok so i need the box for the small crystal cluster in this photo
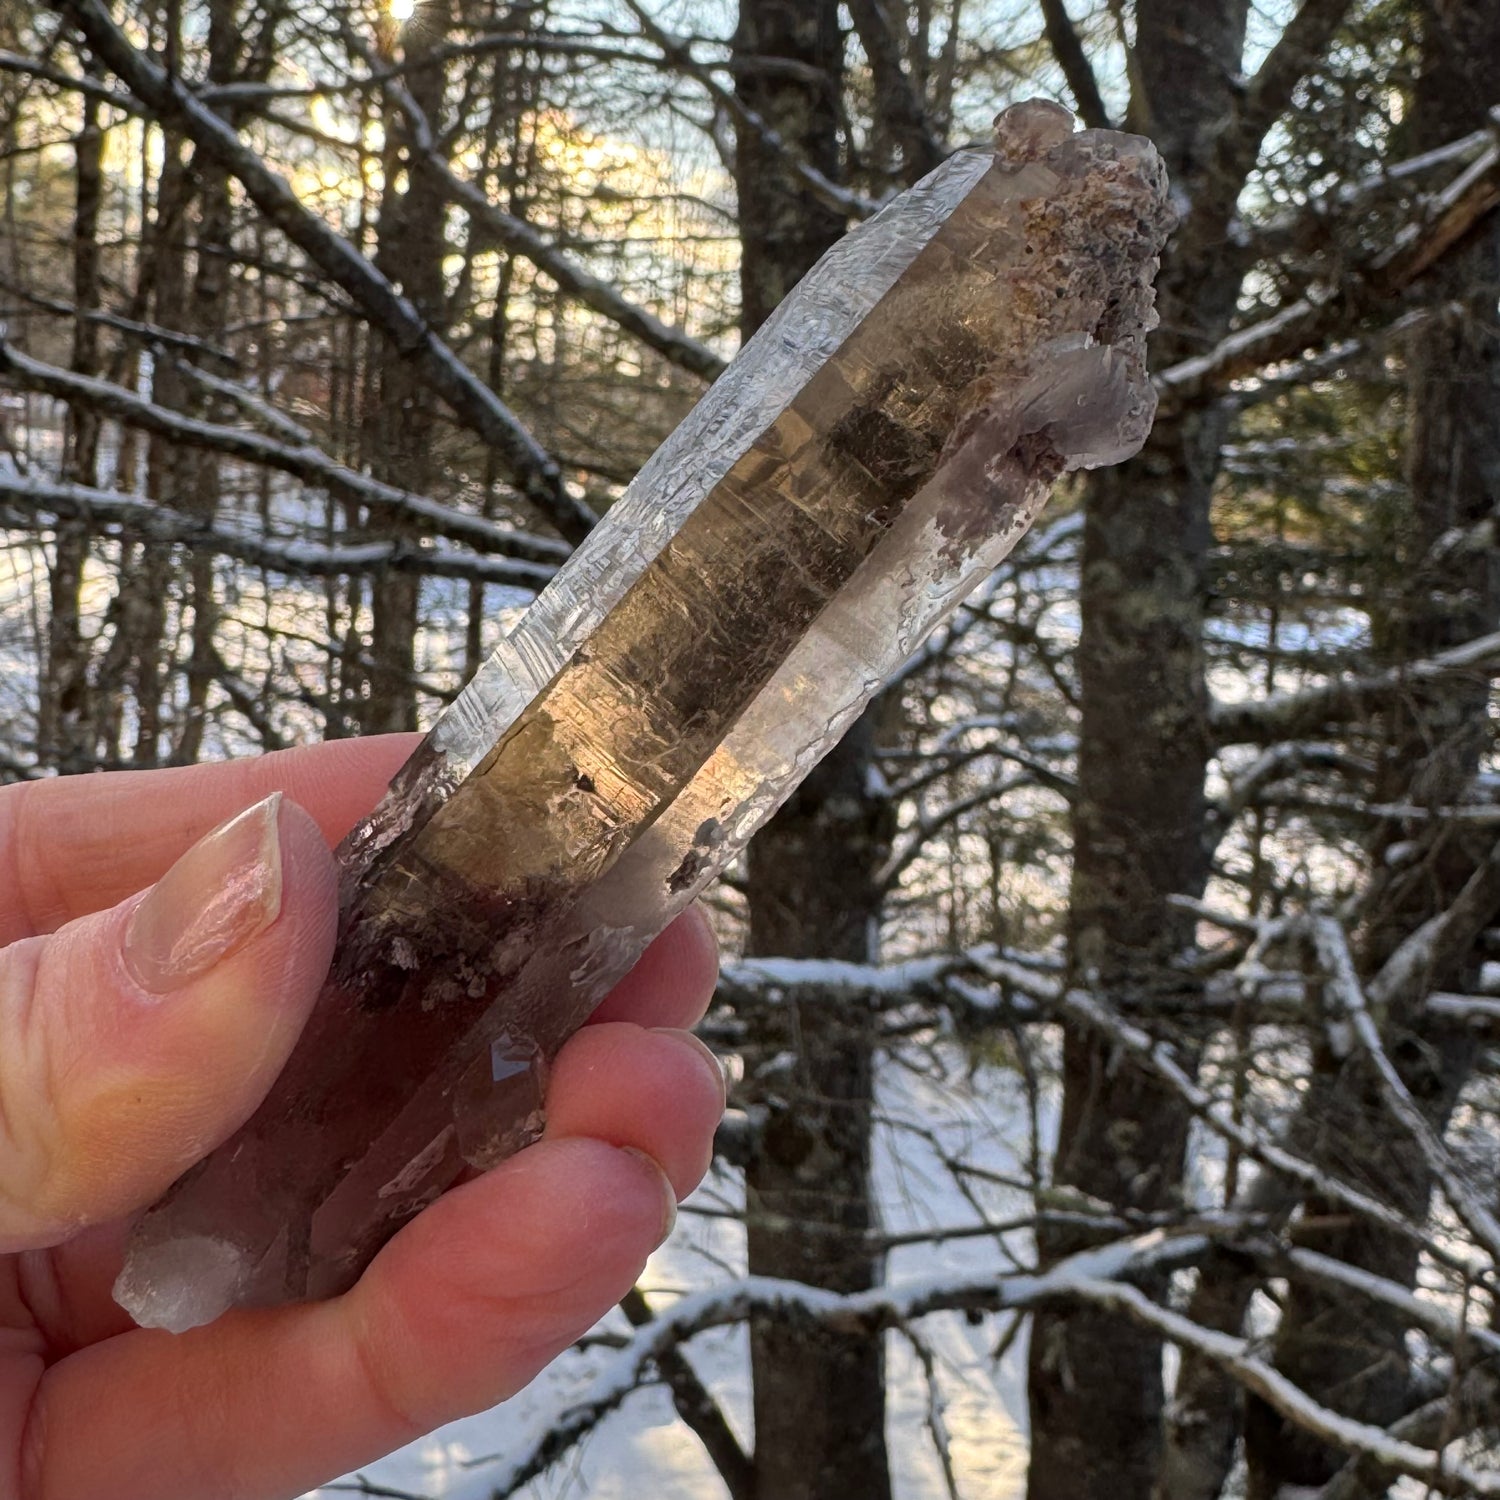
[115,100,1174,1333]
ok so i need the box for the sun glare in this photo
[387,0,415,20]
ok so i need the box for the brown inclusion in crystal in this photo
[115,100,1174,1333]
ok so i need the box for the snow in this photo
[310,1049,1050,1499]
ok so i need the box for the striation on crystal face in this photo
[114,99,1174,1333]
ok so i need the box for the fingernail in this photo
[651,1027,728,1107]
[124,793,284,995]
[621,1146,678,1245]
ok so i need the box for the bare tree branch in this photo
[1195,0,1357,237]
[1159,133,1500,412]
[621,0,880,220]
[456,1233,1207,1500]
[844,0,948,175]
[454,1228,1500,1500]
[1311,916,1500,1263]
[53,0,598,542]
[0,478,556,588]
[341,21,730,383]
[1036,0,1110,130]
[1056,989,1469,1264]
[1368,833,1500,1014]
[0,277,241,367]
[0,341,569,565]
[0,46,144,113]
[1208,628,1500,746]
[619,1287,754,1500]
[1069,1276,1500,1498]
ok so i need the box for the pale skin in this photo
[0,735,725,1500]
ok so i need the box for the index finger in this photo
[0,735,418,942]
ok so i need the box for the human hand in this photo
[0,736,724,1500]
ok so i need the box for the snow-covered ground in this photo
[315,1047,1048,1500]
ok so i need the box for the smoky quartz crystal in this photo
[116,99,1174,1332]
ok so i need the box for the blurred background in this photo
[2,2,1499,1497]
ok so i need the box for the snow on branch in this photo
[620,0,881,223]
[170,357,315,445]
[1317,1366,1500,1500]
[0,342,568,567]
[1372,133,1500,289]
[1246,116,1499,265]
[618,1286,753,1500]
[0,276,241,367]
[56,0,598,543]
[453,1232,1208,1500]
[1066,1276,1500,1497]
[1155,294,1326,408]
[454,1219,1500,1500]
[1209,629,1500,745]
[1427,992,1500,1024]
[1159,132,1500,411]
[1369,833,1500,1015]
[1280,1244,1500,1364]
[717,946,1066,1024]
[1056,988,1471,1266]
[342,23,729,384]
[0,478,555,588]
[1311,916,1500,1263]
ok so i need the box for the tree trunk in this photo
[173,0,246,764]
[132,125,195,767]
[1026,5,1249,1499]
[731,0,845,334]
[362,7,452,733]
[844,0,943,183]
[40,89,103,775]
[731,5,895,1499]
[1243,3,1500,1492]
[744,720,895,1500]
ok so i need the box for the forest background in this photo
[2,1,1500,1497]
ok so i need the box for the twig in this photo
[54,0,598,542]
[0,341,569,564]
[1312,915,1500,1263]
[345,22,728,383]
[0,480,555,589]
[452,1232,1206,1500]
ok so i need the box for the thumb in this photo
[0,792,337,1251]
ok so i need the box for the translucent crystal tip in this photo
[993,98,1076,160]
[112,1233,251,1334]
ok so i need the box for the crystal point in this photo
[116,102,1173,1330]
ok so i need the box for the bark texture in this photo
[744,714,895,1500]
[1244,4,1500,1493]
[733,5,894,1498]
[1026,6,1251,1500]
[362,6,452,733]
[40,87,103,774]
